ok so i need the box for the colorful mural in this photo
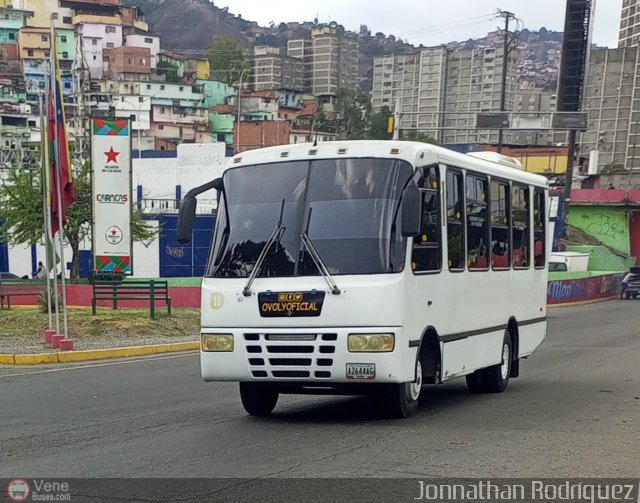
[547,273,624,305]
[568,207,630,255]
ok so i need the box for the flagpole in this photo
[43,48,60,333]
[51,24,70,339]
[38,88,53,330]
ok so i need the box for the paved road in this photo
[1,301,639,478]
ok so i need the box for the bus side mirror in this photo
[177,196,197,244]
[401,184,422,238]
[176,178,225,244]
[211,177,224,192]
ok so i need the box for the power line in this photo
[399,13,498,39]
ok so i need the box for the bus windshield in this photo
[206,158,413,278]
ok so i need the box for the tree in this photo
[207,36,250,85]
[157,59,180,83]
[401,130,439,145]
[367,106,393,140]
[335,87,372,140]
[0,161,157,281]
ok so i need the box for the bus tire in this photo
[239,382,279,416]
[479,331,513,393]
[384,359,422,418]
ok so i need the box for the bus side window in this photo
[512,184,530,269]
[466,174,489,270]
[446,169,465,271]
[534,188,546,268]
[490,180,510,270]
[411,165,441,273]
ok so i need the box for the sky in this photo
[215,0,623,48]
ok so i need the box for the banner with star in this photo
[91,118,133,274]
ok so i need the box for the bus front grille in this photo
[243,333,336,380]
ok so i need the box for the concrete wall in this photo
[133,143,227,202]
[567,245,636,271]
[568,206,631,255]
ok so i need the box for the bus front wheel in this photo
[239,382,279,416]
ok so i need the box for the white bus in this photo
[177,141,549,418]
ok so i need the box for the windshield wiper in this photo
[300,208,341,295]
[242,199,286,297]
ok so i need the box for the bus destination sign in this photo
[258,291,326,318]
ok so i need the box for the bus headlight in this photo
[348,333,394,352]
[201,334,234,352]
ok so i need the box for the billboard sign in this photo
[91,118,132,274]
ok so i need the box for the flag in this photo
[41,107,59,272]
[48,31,75,237]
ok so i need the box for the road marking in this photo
[0,352,197,378]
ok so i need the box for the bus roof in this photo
[229,141,549,188]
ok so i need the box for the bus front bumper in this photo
[200,327,415,384]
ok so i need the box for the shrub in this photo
[38,287,62,314]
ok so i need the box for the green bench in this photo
[91,279,172,320]
[0,280,47,309]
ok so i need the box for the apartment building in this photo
[287,25,359,99]
[579,46,640,171]
[619,0,640,47]
[252,45,304,91]
[444,46,519,144]
[371,47,448,142]
[512,86,557,145]
[371,45,518,145]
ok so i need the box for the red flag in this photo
[48,39,76,237]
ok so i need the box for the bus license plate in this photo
[346,363,375,380]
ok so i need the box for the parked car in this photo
[621,267,640,299]
[0,272,21,280]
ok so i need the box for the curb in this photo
[547,296,618,308]
[0,342,199,366]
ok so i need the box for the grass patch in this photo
[0,308,200,340]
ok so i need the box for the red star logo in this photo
[105,147,119,164]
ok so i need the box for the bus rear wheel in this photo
[465,331,513,393]
[383,359,422,418]
[239,382,279,416]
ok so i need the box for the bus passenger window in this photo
[490,180,510,270]
[512,185,530,269]
[446,170,465,271]
[411,166,441,272]
[534,188,545,268]
[466,174,489,270]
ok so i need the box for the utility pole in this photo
[497,10,517,153]
[392,98,401,140]
[235,68,246,154]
